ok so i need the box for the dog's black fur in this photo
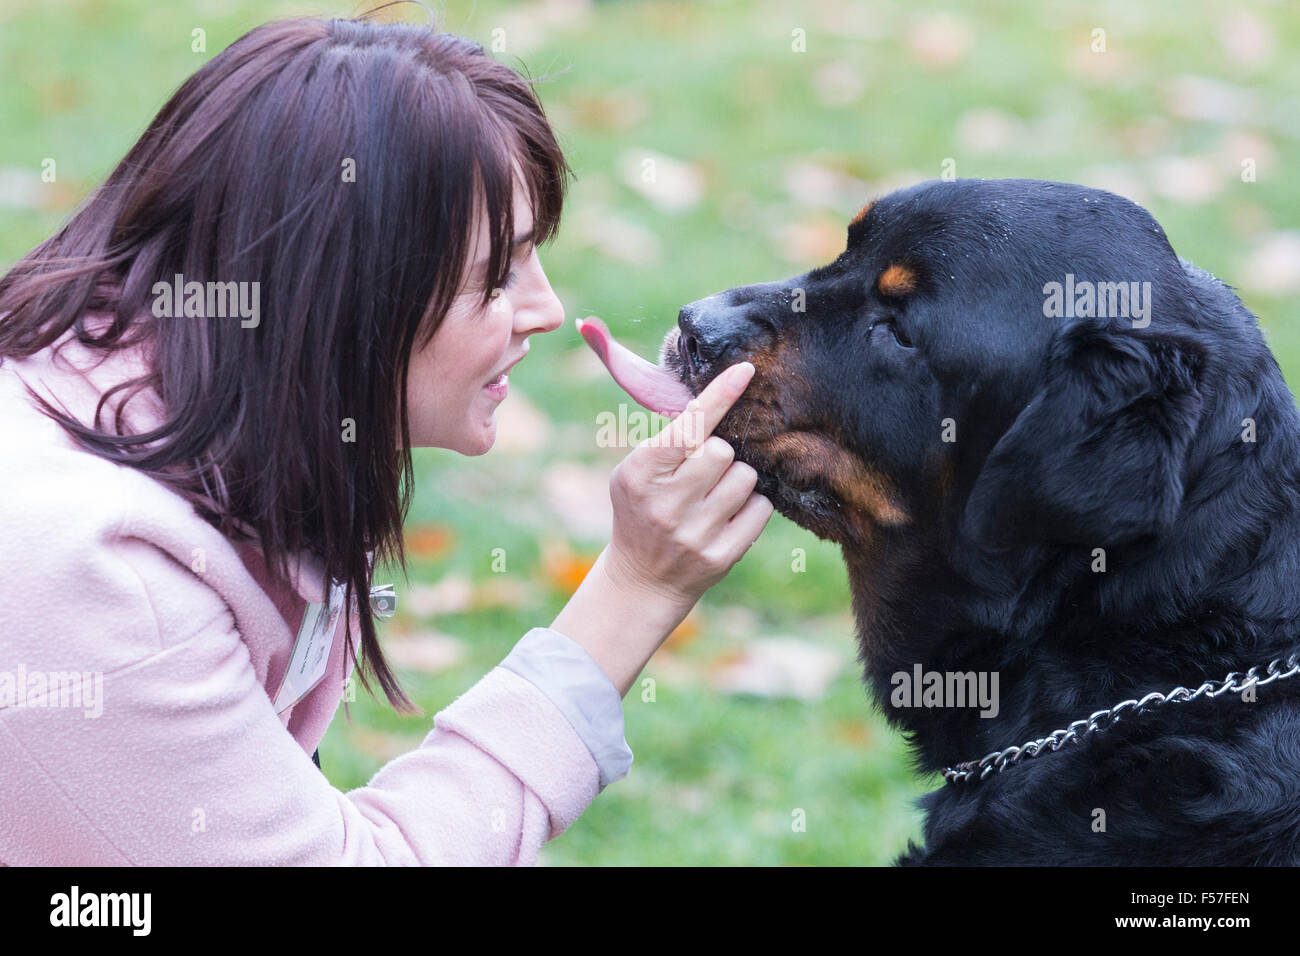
[663,179,1300,865]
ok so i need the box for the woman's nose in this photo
[517,261,564,335]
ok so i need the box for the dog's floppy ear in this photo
[962,320,1206,549]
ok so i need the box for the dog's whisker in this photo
[739,405,754,455]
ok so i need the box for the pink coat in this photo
[0,322,615,865]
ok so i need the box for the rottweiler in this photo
[660,178,1300,865]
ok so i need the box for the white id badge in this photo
[272,580,346,714]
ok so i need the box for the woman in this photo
[0,14,772,864]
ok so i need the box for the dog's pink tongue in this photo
[577,316,693,418]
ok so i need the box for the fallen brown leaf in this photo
[406,523,455,559]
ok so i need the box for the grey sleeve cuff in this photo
[498,626,634,790]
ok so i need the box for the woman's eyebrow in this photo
[472,229,535,269]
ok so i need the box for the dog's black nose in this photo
[677,286,778,376]
[676,305,716,376]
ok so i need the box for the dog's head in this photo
[658,178,1256,559]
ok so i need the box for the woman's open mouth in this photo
[483,372,509,400]
[483,351,528,400]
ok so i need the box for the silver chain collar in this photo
[942,649,1300,784]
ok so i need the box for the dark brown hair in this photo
[0,12,571,712]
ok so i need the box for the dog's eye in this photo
[871,319,913,349]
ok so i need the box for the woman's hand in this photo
[550,362,775,697]
[604,361,774,609]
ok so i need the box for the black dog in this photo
[661,178,1300,865]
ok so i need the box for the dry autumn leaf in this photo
[405,523,455,559]
[471,575,534,611]
[617,147,705,214]
[540,537,598,594]
[401,575,473,618]
[832,720,877,749]
[383,630,468,675]
[769,213,848,266]
[662,607,701,651]
[708,637,846,700]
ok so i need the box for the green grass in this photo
[2,0,1297,864]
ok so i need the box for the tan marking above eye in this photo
[877,263,918,297]
[850,200,876,227]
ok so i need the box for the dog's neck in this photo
[841,499,1300,773]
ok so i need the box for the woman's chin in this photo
[459,414,497,456]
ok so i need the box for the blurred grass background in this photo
[2,0,1297,864]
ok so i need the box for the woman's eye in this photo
[500,246,536,291]
[871,319,912,349]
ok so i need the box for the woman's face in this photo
[405,176,564,453]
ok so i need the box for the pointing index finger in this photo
[652,361,755,467]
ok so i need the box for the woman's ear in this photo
[961,320,1206,549]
